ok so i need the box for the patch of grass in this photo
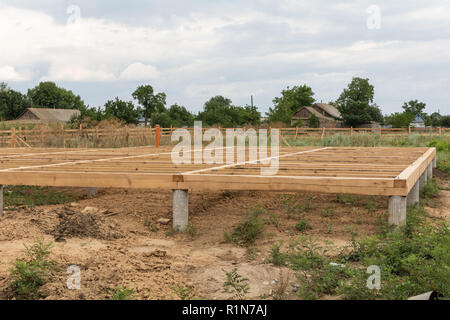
[5,186,75,208]
[338,205,450,299]
[295,219,312,232]
[222,191,233,198]
[365,196,378,213]
[282,194,302,219]
[322,206,335,218]
[109,287,135,300]
[336,194,356,205]
[245,247,258,261]
[8,239,57,299]
[222,268,250,300]
[271,205,450,300]
[297,264,349,300]
[267,243,288,266]
[267,213,280,229]
[420,178,440,199]
[224,207,265,247]
[285,237,330,271]
[172,284,195,300]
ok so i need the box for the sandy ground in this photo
[0,173,448,300]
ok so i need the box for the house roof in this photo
[292,103,341,121]
[18,108,81,122]
[413,114,425,123]
[314,103,341,119]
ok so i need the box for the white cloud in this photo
[41,63,116,82]
[0,65,30,81]
[119,63,160,81]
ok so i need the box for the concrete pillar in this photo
[0,185,3,216]
[427,163,433,179]
[173,190,189,231]
[407,181,419,206]
[87,187,98,197]
[419,171,427,189]
[388,196,407,227]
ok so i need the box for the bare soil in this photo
[0,173,448,300]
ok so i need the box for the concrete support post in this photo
[427,163,433,180]
[432,157,437,169]
[0,185,3,216]
[87,187,98,197]
[407,181,419,207]
[419,170,427,189]
[173,190,189,231]
[388,196,407,227]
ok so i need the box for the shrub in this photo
[225,207,265,246]
[222,268,250,300]
[8,239,57,299]
[172,284,195,300]
[295,219,312,232]
[109,287,135,300]
[420,178,439,199]
[267,243,288,266]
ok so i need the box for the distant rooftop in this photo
[17,108,81,123]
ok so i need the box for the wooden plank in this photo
[396,147,436,192]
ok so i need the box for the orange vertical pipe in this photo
[155,125,160,148]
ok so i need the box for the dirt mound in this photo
[50,207,123,241]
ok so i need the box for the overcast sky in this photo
[1,0,449,115]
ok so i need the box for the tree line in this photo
[0,78,448,128]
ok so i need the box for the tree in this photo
[402,100,426,117]
[385,112,414,128]
[308,113,320,128]
[0,83,30,120]
[27,82,85,110]
[293,118,303,127]
[150,112,172,127]
[427,112,441,127]
[132,85,166,126]
[440,115,450,127]
[266,85,315,125]
[167,104,194,127]
[196,96,259,127]
[335,77,382,127]
[104,98,141,124]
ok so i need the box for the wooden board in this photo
[0,146,436,196]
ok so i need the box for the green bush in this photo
[296,219,312,232]
[267,243,288,266]
[275,205,450,300]
[109,287,135,300]
[339,205,450,299]
[420,179,440,199]
[8,239,57,299]
[225,207,265,246]
[222,268,250,300]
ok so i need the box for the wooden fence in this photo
[0,125,449,148]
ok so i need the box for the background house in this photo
[291,103,343,128]
[16,108,80,123]
[410,114,425,128]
